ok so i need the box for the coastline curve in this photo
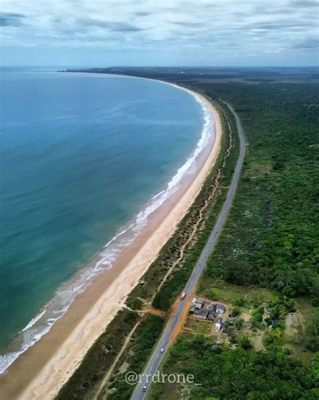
[0,78,222,400]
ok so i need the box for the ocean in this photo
[0,70,208,373]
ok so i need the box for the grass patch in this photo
[184,319,212,335]
[198,280,275,306]
[284,299,319,362]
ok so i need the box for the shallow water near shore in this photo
[0,70,208,373]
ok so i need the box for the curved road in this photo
[131,100,246,400]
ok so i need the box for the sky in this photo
[0,0,318,67]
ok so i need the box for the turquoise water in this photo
[0,71,206,372]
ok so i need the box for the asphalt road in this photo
[131,101,246,400]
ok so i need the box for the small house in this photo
[193,309,208,320]
[215,318,224,332]
[207,310,217,321]
[216,304,226,314]
[192,297,204,310]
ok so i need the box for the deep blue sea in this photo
[0,70,206,372]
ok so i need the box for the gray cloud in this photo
[289,0,319,7]
[0,12,25,27]
[294,37,319,49]
[73,18,143,33]
[243,20,317,31]
[171,20,204,28]
[134,11,151,17]
[0,0,318,66]
[103,22,142,32]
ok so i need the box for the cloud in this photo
[171,20,204,28]
[134,11,151,17]
[76,19,143,32]
[0,0,318,66]
[0,12,25,27]
[242,20,317,32]
[294,37,319,49]
[289,0,319,7]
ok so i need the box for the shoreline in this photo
[0,73,211,376]
[0,84,222,400]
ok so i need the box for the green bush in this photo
[230,307,241,317]
[239,335,252,350]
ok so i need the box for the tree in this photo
[240,335,252,350]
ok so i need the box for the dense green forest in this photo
[149,334,319,400]
[188,82,319,303]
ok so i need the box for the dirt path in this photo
[92,320,141,400]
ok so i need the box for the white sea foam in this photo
[0,85,215,375]
[21,310,46,332]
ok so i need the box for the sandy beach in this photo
[0,86,222,400]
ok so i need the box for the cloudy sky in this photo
[0,0,318,66]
